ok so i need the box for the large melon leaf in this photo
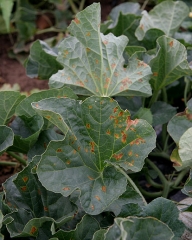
[49,3,152,97]
[33,96,156,214]
[135,1,189,41]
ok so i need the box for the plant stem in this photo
[36,27,62,35]
[144,173,163,189]
[141,0,150,10]
[79,0,85,11]
[7,151,27,166]
[184,77,190,106]
[137,183,163,198]
[68,0,79,14]
[162,87,168,103]
[114,165,147,206]
[172,167,190,188]
[0,161,18,166]
[162,124,167,150]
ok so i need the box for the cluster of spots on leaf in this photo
[130,137,145,146]
[76,81,84,87]
[126,117,139,131]
[113,153,123,161]
[138,61,148,67]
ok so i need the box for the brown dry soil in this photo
[0,0,125,191]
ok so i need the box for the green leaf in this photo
[0,126,14,155]
[150,36,192,92]
[0,0,14,31]
[135,1,189,40]
[133,107,153,125]
[109,2,141,24]
[105,186,145,216]
[52,215,100,239]
[27,129,63,162]
[8,115,44,153]
[49,3,152,97]
[3,159,76,238]
[25,40,63,80]
[143,197,185,240]
[16,87,77,118]
[0,210,3,240]
[151,101,177,126]
[33,96,156,214]
[109,217,174,240]
[92,229,107,240]
[0,91,25,125]
[118,203,143,218]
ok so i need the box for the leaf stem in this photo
[114,165,147,206]
[148,90,160,108]
[68,0,79,14]
[172,167,190,188]
[149,151,170,161]
[184,77,190,106]
[144,173,163,189]
[7,151,27,166]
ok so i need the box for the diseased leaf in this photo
[49,3,152,97]
[135,1,189,40]
[52,215,100,239]
[16,87,77,118]
[25,40,63,80]
[150,36,192,92]
[0,91,25,125]
[3,159,76,238]
[0,126,14,155]
[143,197,185,240]
[33,96,156,214]
[151,101,177,126]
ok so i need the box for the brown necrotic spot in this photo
[86,32,91,36]
[111,63,116,69]
[22,176,28,183]
[106,129,111,135]
[21,186,27,192]
[35,103,39,108]
[74,18,80,24]
[30,226,37,235]
[114,133,120,139]
[88,105,92,109]
[95,195,101,201]
[95,59,99,64]
[121,131,127,143]
[140,24,144,30]
[90,141,95,153]
[169,41,174,47]
[45,115,51,119]
[88,176,94,180]
[63,187,70,191]
[128,151,133,156]
[102,186,106,192]
[118,111,124,117]
[91,205,95,210]
[86,123,91,129]
[56,148,62,152]
[66,160,71,165]
[44,206,48,211]
[113,107,118,113]
[153,72,158,77]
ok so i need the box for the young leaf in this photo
[151,101,177,126]
[25,40,63,80]
[135,1,189,40]
[105,217,174,240]
[0,0,14,32]
[49,3,152,97]
[150,36,192,92]
[0,126,14,155]
[33,96,156,214]
[143,197,185,240]
[51,215,100,239]
[0,91,25,125]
